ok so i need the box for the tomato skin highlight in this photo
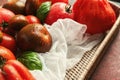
[5,60,35,80]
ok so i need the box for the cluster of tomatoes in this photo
[0,0,43,80]
[0,7,36,80]
[0,0,69,79]
[0,0,70,54]
[0,0,117,79]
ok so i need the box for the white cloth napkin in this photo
[30,19,104,80]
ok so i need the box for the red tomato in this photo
[0,45,15,68]
[0,8,15,32]
[3,64,23,80]
[45,2,74,25]
[73,0,116,34]
[26,15,40,24]
[3,60,35,80]
[0,32,16,52]
[0,46,15,60]
[0,8,15,23]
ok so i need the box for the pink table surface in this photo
[90,29,120,80]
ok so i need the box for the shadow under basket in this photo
[64,1,120,80]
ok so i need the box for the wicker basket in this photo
[65,1,120,80]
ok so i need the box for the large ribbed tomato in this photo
[73,0,116,34]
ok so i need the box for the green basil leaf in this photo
[17,51,42,70]
[36,1,51,24]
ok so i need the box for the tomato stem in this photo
[65,4,72,13]
[2,21,8,28]
[0,56,7,68]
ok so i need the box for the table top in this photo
[90,30,120,80]
[90,1,120,80]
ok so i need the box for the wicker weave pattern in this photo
[65,45,99,80]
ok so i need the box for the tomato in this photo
[73,0,116,34]
[26,15,40,24]
[45,2,74,25]
[0,8,15,32]
[0,8,15,26]
[3,64,23,80]
[0,46,15,60]
[2,60,35,80]
[25,0,41,15]
[0,32,16,52]
[3,0,25,15]
[6,15,29,37]
[0,46,15,68]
